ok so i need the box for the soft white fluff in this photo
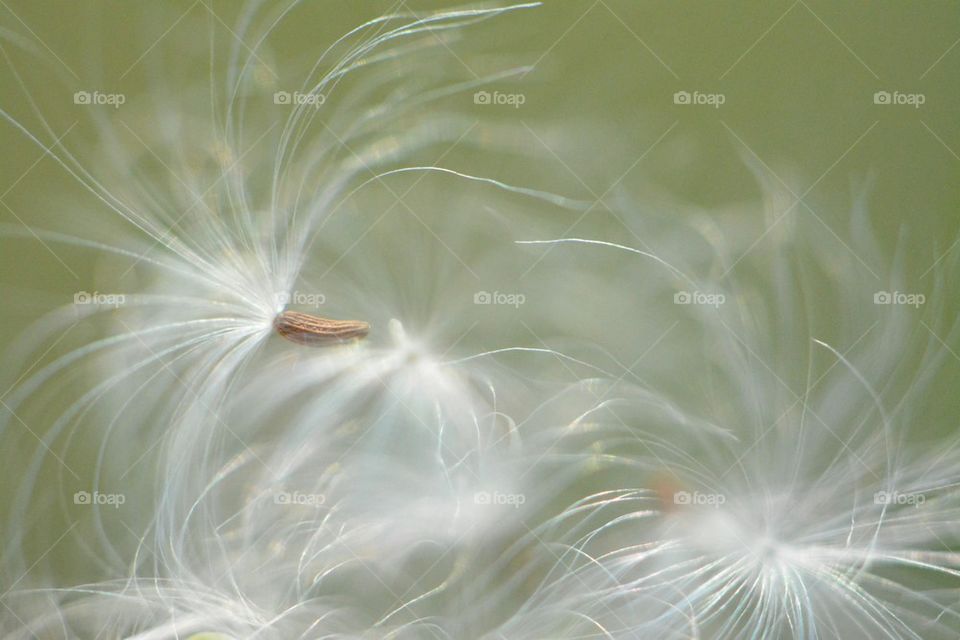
[2,3,959,639]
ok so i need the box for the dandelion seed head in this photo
[4,2,960,639]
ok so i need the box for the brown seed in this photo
[274,310,369,346]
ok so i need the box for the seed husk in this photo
[274,310,369,346]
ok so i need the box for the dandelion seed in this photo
[273,309,369,346]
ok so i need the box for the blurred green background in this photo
[3,0,959,318]
[2,0,959,306]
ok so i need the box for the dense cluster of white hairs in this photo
[2,2,959,638]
